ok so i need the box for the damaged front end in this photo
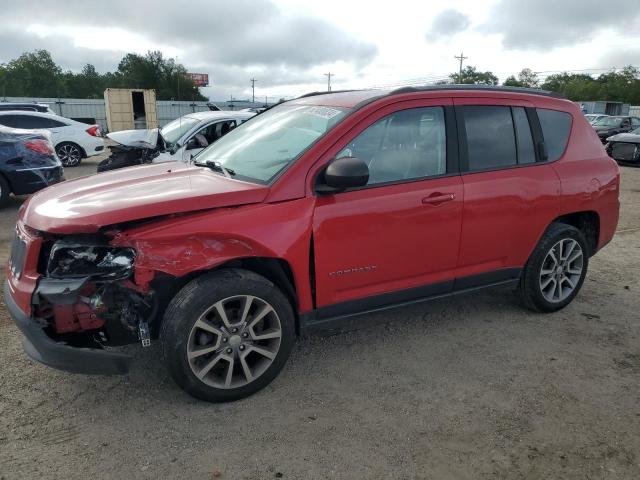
[36,237,154,342]
[11,231,165,375]
[97,129,163,173]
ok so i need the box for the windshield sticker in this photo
[306,106,342,119]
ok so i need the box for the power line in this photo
[454,52,468,83]
[324,72,334,92]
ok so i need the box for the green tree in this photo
[2,50,63,97]
[0,49,206,100]
[503,68,539,88]
[448,66,498,85]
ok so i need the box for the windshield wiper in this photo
[203,160,235,178]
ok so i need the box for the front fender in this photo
[120,234,278,277]
[109,199,317,312]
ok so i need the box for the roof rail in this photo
[296,89,357,99]
[389,84,565,99]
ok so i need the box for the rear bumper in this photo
[83,137,105,157]
[3,280,131,375]
[7,165,64,195]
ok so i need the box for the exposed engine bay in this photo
[32,235,160,349]
[97,129,164,173]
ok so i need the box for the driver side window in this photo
[194,120,237,145]
[337,107,446,185]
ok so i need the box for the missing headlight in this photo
[47,240,135,280]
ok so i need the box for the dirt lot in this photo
[0,153,639,479]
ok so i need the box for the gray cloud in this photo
[0,0,377,70]
[0,29,122,72]
[425,9,470,41]
[483,0,640,50]
[597,47,640,70]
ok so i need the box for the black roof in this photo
[388,84,565,99]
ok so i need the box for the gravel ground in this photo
[0,154,639,479]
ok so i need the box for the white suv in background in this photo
[0,111,104,166]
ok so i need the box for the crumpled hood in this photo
[107,128,160,148]
[21,162,270,233]
[606,132,640,143]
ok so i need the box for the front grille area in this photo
[611,142,638,162]
[9,231,27,279]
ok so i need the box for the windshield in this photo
[160,116,200,146]
[593,117,623,127]
[632,127,640,135]
[195,104,349,183]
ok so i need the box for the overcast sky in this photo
[1,0,639,102]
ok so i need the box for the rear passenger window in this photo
[462,106,517,171]
[537,109,572,161]
[512,107,536,164]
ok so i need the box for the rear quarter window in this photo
[537,108,572,161]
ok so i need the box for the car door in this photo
[312,100,464,311]
[453,98,562,283]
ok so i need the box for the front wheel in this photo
[161,269,295,402]
[519,223,589,312]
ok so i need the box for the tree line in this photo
[443,65,640,105]
[0,50,206,101]
[1,49,640,104]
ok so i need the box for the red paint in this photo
[8,88,620,323]
[20,162,269,233]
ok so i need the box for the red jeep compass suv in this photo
[5,86,619,402]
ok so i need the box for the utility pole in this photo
[454,52,468,83]
[250,78,257,103]
[324,72,333,92]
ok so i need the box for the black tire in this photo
[0,174,10,207]
[161,268,295,402]
[56,142,84,167]
[519,223,589,312]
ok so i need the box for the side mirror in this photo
[186,138,199,150]
[317,156,369,193]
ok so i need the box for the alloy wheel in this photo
[57,144,81,166]
[187,295,282,389]
[539,238,584,303]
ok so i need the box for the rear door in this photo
[453,98,561,282]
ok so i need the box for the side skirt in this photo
[298,268,521,335]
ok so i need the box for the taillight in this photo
[86,125,101,137]
[25,139,54,155]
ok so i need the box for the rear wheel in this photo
[161,269,295,402]
[56,142,83,167]
[519,223,588,312]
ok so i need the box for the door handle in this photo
[422,192,456,205]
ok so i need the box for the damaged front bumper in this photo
[4,280,131,375]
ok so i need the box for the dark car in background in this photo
[0,126,64,207]
[592,115,640,143]
[605,127,640,165]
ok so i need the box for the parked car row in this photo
[592,115,640,143]
[582,111,640,166]
[0,110,104,167]
[4,85,620,403]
